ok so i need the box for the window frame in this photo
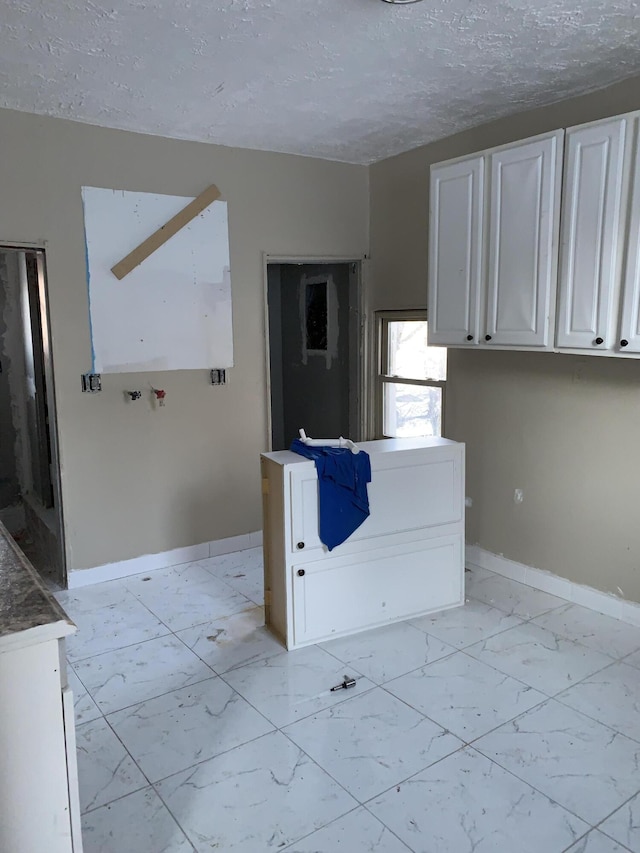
[376,309,447,439]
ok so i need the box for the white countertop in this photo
[262,436,462,467]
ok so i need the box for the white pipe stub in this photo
[299,429,360,454]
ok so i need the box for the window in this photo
[377,311,447,438]
[305,280,328,351]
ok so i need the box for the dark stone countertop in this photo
[0,520,74,649]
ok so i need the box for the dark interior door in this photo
[268,263,351,451]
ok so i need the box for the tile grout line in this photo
[71,556,640,849]
[590,788,640,846]
[67,626,175,665]
[71,556,321,839]
[300,604,640,847]
[67,594,258,664]
[468,734,636,834]
[75,559,266,850]
[316,617,628,736]
[214,653,377,729]
[455,642,618,698]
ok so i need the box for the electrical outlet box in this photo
[81,373,102,393]
[210,369,226,385]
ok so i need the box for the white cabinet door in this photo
[557,118,626,350]
[291,534,463,647]
[428,156,484,346]
[619,129,640,353]
[485,132,562,347]
[289,447,463,556]
[0,640,74,853]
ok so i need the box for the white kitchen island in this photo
[261,437,465,650]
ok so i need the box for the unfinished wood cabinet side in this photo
[261,456,287,646]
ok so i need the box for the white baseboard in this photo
[466,544,640,627]
[68,531,263,589]
[210,529,263,557]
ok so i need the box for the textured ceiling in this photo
[1,0,639,164]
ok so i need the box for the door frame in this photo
[0,242,67,584]
[262,253,369,452]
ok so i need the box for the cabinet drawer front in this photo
[290,451,462,555]
[292,535,463,646]
[486,132,562,347]
[428,156,484,346]
[557,118,626,350]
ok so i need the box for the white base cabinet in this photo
[261,438,465,650]
[0,637,82,853]
[0,523,82,853]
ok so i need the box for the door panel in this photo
[268,263,353,451]
[292,535,463,645]
[557,118,626,350]
[486,132,562,347]
[428,157,484,346]
[290,448,462,555]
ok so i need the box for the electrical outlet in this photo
[81,373,102,393]
[210,369,226,385]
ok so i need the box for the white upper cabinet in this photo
[428,156,484,346]
[486,133,563,347]
[428,132,562,350]
[556,117,627,350]
[428,109,640,358]
[619,131,640,353]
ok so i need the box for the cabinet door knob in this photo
[296,541,305,550]
[484,334,492,342]
[466,334,473,342]
[621,339,629,347]
[594,337,604,345]
[297,569,305,577]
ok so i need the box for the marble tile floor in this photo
[56,550,640,853]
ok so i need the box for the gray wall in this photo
[369,74,640,603]
[0,108,368,574]
[0,253,20,509]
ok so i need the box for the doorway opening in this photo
[0,246,66,586]
[266,260,362,452]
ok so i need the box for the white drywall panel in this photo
[81,186,233,373]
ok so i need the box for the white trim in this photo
[209,530,263,557]
[0,619,75,655]
[264,253,365,264]
[61,685,83,853]
[67,531,263,588]
[466,544,640,627]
